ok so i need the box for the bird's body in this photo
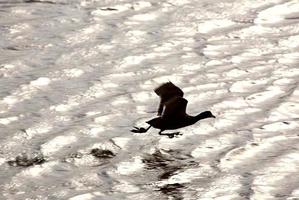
[131,82,215,138]
[146,115,197,130]
[147,96,199,130]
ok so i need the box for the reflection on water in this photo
[158,183,185,200]
[143,150,182,180]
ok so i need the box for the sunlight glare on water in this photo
[0,0,299,199]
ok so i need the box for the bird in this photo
[131,82,216,138]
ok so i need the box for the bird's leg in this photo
[131,126,151,133]
[158,130,182,138]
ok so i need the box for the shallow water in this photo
[0,0,299,199]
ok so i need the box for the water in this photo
[0,0,299,199]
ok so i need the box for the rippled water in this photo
[1,0,299,199]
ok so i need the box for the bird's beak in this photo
[212,115,216,118]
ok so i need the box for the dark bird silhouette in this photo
[154,82,184,116]
[131,82,216,138]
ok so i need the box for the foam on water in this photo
[255,0,299,25]
[1,0,299,199]
[116,156,144,175]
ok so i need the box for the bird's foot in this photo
[131,126,147,133]
[159,132,182,138]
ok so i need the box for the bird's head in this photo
[199,111,216,119]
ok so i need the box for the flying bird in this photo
[131,82,215,138]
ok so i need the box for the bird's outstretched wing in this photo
[162,97,188,119]
[154,82,184,115]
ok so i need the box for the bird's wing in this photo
[154,82,184,99]
[162,97,188,119]
[154,82,184,115]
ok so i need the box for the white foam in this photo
[220,136,290,170]
[180,63,201,71]
[116,156,144,175]
[111,96,130,106]
[273,67,299,78]
[205,60,223,66]
[187,89,228,104]
[230,79,268,93]
[246,86,284,105]
[21,161,57,178]
[9,23,30,34]
[0,64,16,78]
[279,35,299,48]
[252,152,299,199]
[235,25,279,37]
[166,25,198,37]
[50,82,106,112]
[41,135,78,156]
[199,175,242,199]
[131,91,154,103]
[11,8,32,15]
[62,68,84,78]
[65,24,103,45]
[129,13,158,21]
[68,192,103,200]
[111,137,130,149]
[132,1,152,10]
[231,48,275,64]
[90,141,119,152]
[24,122,53,139]
[224,68,249,77]
[120,55,147,68]
[113,180,140,193]
[197,19,236,34]
[212,97,250,110]
[278,52,299,65]
[165,0,190,6]
[184,83,220,93]
[191,134,238,159]
[255,1,299,25]
[86,111,103,116]
[94,114,121,123]
[203,44,231,57]
[0,77,51,109]
[50,104,76,112]
[213,108,260,130]
[89,127,105,137]
[0,116,18,125]
[273,78,296,86]
[0,158,6,166]
[268,102,299,121]
[260,121,299,132]
[125,30,147,44]
[159,164,216,185]
[290,189,299,199]
[66,173,104,191]
[30,77,51,87]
